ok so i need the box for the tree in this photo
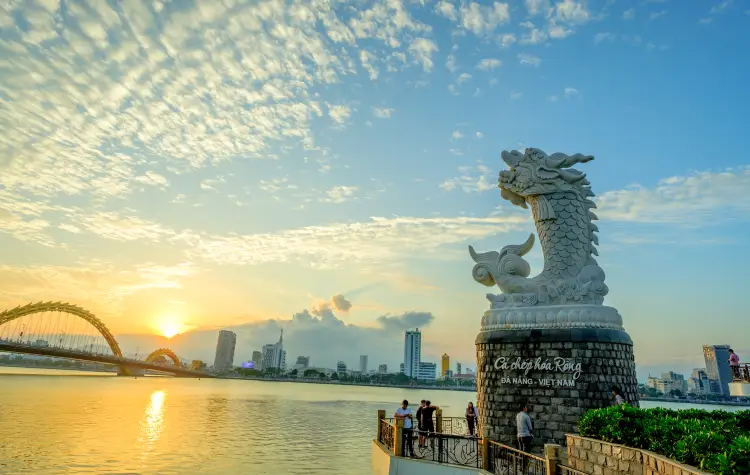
[330,372,339,380]
[290,369,298,376]
[318,372,326,379]
[304,369,319,378]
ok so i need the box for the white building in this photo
[294,356,310,370]
[403,329,421,378]
[360,355,368,373]
[337,361,347,373]
[378,364,388,374]
[251,350,263,370]
[213,330,237,372]
[262,330,286,371]
[688,368,712,395]
[417,362,437,380]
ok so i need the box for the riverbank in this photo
[221,375,477,392]
[640,396,750,407]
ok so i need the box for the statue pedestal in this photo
[475,305,639,449]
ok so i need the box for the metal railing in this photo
[486,440,546,475]
[406,431,482,468]
[379,418,395,451]
[556,464,588,475]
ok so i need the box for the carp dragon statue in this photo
[469,148,609,310]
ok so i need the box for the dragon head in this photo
[498,148,594,208]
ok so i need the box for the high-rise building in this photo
[688,368,711,395]
[456,362,462,374]
[703,345,732,396]
[403,329,421,378]
[399,363,404,374]
[213,330,237,372]
[337,361,347,373]
[360,355,368,373]
[262,330,286,371]
[417,362,437,380]
[295,356,310,369]
[441,353,450,378]
[378,364,388,374]
[251,350,263,370]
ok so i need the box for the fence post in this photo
[482,438,491,470]
[436,407,443,433]
[394,418,404,457]
[544,443,562,475]
[377,410,385,442]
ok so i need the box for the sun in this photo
[156,315,188,339]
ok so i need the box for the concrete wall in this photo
[566,435,711,475]
[371,440,484,475]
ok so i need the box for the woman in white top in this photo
[612,387,626,405]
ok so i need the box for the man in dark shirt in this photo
[415,400,426,447]
[421,400,439,436]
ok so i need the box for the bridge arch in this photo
[145,348,180,366]
[0,301,123,358]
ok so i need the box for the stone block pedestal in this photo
[476,327,639,449]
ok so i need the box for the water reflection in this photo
[139,390,166,452]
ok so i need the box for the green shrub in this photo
[578,406,750,474]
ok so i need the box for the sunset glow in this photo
[156,317,188,339]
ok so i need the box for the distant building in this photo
[417,362,437,380]
[703,345,733,396]
[444,369,454,378]
[456,362,462,374]
[213,330,237,372]
[360,355,368,373]
[295,356,310,369]
[262,330,286,371]
[648,372,688,395]
[399,363,404,374]
[688,368,711,395]
[441,353,450,378]
[251,350,263,370]
[378,364,388,374]
[337,361,347,373]
[403,329,421,378]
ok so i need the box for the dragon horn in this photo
[499,233,535,257]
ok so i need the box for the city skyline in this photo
[1,0,749,380]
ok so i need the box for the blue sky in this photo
[1,0,749,379]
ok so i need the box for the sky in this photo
[1,0,749,380]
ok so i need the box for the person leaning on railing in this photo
[394,399,416,458]
[729,349,740,380]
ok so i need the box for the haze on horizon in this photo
[1,0,748,379]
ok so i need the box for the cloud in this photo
[564,87,579,98]
[439,165,499,193]
[520,0,591,43]
[649,10,667,21]
[622,8,635,20]
[328,105,353,126]
[190,215,528,268]
[331,293,353,312]
[594,32,617,44]
[373,107,394,119]
[320,185,358,204]
[0,0,439,206]
[451,130,465,140]
[518,53,542,67]
[476,58,502,70]
[438,1,511,36]
[117,304,438,369]
[376,311,435,333]
[510,91,523,100]
[595,166,750,224]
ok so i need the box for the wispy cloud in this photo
[518,53,542,67]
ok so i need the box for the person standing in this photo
[421,400,438,436]
[466,401,479,436]
[729,349,740,380]
[612,387,626,405]
[416,400,426,448]
[394,399,415,457]
[516,403,533,453]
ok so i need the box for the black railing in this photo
[379,419,395,450]
[486,441,545,475]
[557,464,587,475]
[408,432,482,468]
[440,416,480,437]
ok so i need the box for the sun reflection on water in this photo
[139,390,166,454]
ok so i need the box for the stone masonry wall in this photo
[476,338,638,449]
[566,435,711,475]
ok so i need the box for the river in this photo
[0,367,745,475]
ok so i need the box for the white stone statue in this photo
[469,148,623,331]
